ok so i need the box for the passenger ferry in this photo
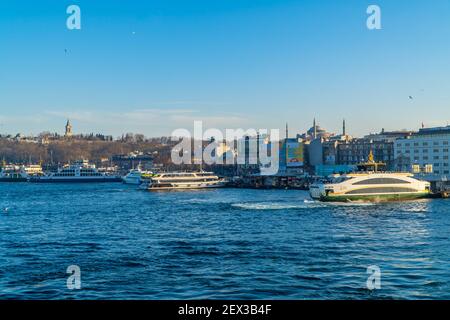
[140,171,226,190]
[122,168,154,185]
[29,160,121,183]
[309,152,431,202]
[0,165,28,182]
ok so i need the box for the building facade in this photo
[337,139,395,169]
[336,130,412,170]
[395,126,450,175]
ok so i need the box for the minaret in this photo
[343,119,346,136]
[313,118,317,139]
[285,122,289,169]
[65,119,73,138]
[256,130,260,165]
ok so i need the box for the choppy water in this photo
[0,183,449,299]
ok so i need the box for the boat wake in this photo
[326,201,377,207]
[231,200,324,210]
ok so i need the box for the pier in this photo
[415,174,450,198]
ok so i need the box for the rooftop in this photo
[417,125,450,135]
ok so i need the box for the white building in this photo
[395,126,450,176]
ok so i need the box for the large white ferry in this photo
[309,152,431,202]
[29,160,121,183]
[140,171,226,190]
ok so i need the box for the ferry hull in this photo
[122,177,142,185]
[320,192,430,203]
[29,177,122,183]
[0,177,28,182]
[148,185,225,191]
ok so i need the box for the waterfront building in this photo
[395,125,450,176]
[336,129,412,170]
[337,139,394,169]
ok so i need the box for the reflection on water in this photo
[0,184,449,299]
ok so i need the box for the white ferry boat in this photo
[309,152,431,202]
[29,160,121,183]
[122,168,153,185]
[0,165,28,182]
[140,171,226,190]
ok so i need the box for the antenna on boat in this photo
[368,150,378,172]
[368,150,374,163]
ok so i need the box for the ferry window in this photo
[346,187,418,194]
[423,142,428,146]
[353,178,411,185]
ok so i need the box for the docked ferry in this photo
[309,152,431,202]
[0,165,28,182]
[139,171,226,190]
[29,160,121,183]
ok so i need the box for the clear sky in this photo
[1,0,450,137]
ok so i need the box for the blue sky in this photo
[1,0,450,137]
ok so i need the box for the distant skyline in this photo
[1,0,450,137]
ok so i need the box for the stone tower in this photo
[65,119,73,137]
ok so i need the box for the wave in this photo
[231,200,324,210]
